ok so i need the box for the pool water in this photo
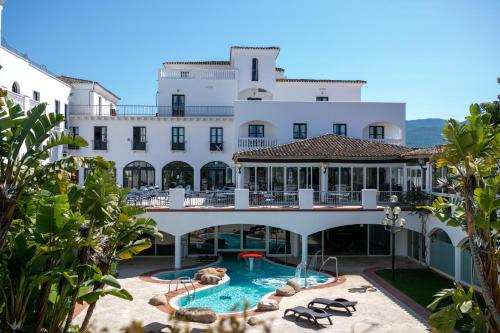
[157,256,330,314]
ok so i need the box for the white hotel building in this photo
[0,0,476,288]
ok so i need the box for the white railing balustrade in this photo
[185,191,235,208]
[366,138,404,146]
[6,90,25,108]
[377,191,402,203]
[238,137,278,150]
[249,191,299,207]
[160,68,236,80]
[313,191,362,206]
[69,105,234,117]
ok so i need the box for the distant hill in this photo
[405,118,446,148]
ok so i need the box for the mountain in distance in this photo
[405,118,446,148]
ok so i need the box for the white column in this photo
[169,188,185,209]
[362,189,377,209]
[454,246,461,282]
[292,233,299,257]
[320,167,328,192]
[234,188,249,209]
[299,188,313,209]
[174,235,182,269]
[301,233,308,265]
[403,164,408,192]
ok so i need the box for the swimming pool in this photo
[159,256,331,314]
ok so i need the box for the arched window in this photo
[251,58,258,81]
[200,161,231,191]
[123,161,155,189]
[429,229,455,276]
[12,82,20,94]
[162,161,194,190]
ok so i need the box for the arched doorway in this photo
[123,161,155,189]
[460,241,480,286]
[162,161,194,190]
[200,161,231,190]
[429,229,455,277]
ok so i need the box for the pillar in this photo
[299,188,313,209]
[301,233,308,265]
[174,235,182,269]
[362,189,377,209]
[169,188,185,209]
[234,188,249,209]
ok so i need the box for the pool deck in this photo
[73,257,429,332]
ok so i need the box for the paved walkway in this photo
[73,257,429,332]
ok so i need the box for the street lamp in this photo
[382,195,406,281]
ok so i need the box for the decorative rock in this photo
[175,307,217,324]
[257,299,279,311]
[148,294,167,306]
[247,317,263,326]
[200,274,221,285]
[194,267,226,280]
[276,285,296,297]
[286,279,302,292]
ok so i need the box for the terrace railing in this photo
[238,137,278,150]
[185,191,235,208]
[377,191,402,203]
[68,105,234,117]
[127,190,169,208]
[313,191,362,206]
[249,191,299,207]
[160,68,237,80]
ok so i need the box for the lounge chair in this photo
[307,298,357,316]
[283,306,333,327]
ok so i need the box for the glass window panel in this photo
[353,168,364,191]
[366,168,378,189]
[391,167,404,191]
[242,225,266,250]
[324,225,368,255]
[162,161,193,190]
[272,167,284,191]
[369,225,390,255]
[218,225,241,250]
[378,167,390,191]
[286,167,298,191]
[243,167,255,190]
[299,167,308,189]
[327,167,339,191]
[311,167,320,190]
[188,228,215,255]
[256,167,268,191]
[340,167,351,191]
[269,227,291,254]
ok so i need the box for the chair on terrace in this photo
[283,306,333,327]
[307,297,357,316]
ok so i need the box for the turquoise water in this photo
[158,256,330,314]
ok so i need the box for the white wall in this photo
[68,116,235,190]
[231,49,278,95]
[234,101,406,144]
[274,82,362,102]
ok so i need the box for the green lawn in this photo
[375,268,455,308]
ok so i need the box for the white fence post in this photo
[169,188,185,209]
[299,189,313,209]
[235,188,249,209]
[362,189,377,209]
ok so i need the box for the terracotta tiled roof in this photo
[276,78,366,84]
[58,75,120,100]
[233,134,413,162]
[403,145,444,158]
[163,61,231,65]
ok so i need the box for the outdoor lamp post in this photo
[382,195,406,281]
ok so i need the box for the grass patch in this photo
[375,268,454,308]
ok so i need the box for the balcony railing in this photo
[238,137,277,150]
[93,140,108,150]
[68,105,234,117]
[210,142,224,152]
[249,191,299,207]
[132,141,147,151]
[171,141,185,151]
[366,138,404,146]
[185,191,235,208]
[127,190,169,208]
[313,191,362,206]
[159,68,237,80]
[5,90,41,110]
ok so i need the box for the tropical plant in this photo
[0,91,87,251]
[421,104,500,332]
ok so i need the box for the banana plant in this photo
[0,92,88,252]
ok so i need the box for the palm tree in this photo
[0,91,87,251]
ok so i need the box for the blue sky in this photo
[2,0,499,120]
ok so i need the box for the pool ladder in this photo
[168,276,196,298]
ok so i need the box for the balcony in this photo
[171,141,185,151]
[132,141,146,151]
[5,90,40,111]
[68,105,234,117]
[159,68,236,80]
[210,142,224,152]
[365,138,404,146]
[93,140,107,150]
[238,137,277,150]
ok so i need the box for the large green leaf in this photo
[116,238,152,259]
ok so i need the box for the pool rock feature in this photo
[175,307,217,324]
[247,317,263,326]
[194,267,227,280]
[276,285,296,297]
[286,279,302,292]
[200,274,221,285]
[257,299,279,311]
[148,294,167,306]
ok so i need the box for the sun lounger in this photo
[307,298,357,316]
[283,306,333,327]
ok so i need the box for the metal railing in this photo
[366,138,404,146]
[2,38,59,78]
[185,191,235,207]
[377,191,402,203]
[313,191,362,206]
[68,105,234,117]
[249,191,299,207]
[238,137,278,150]
[127,190,170,207]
